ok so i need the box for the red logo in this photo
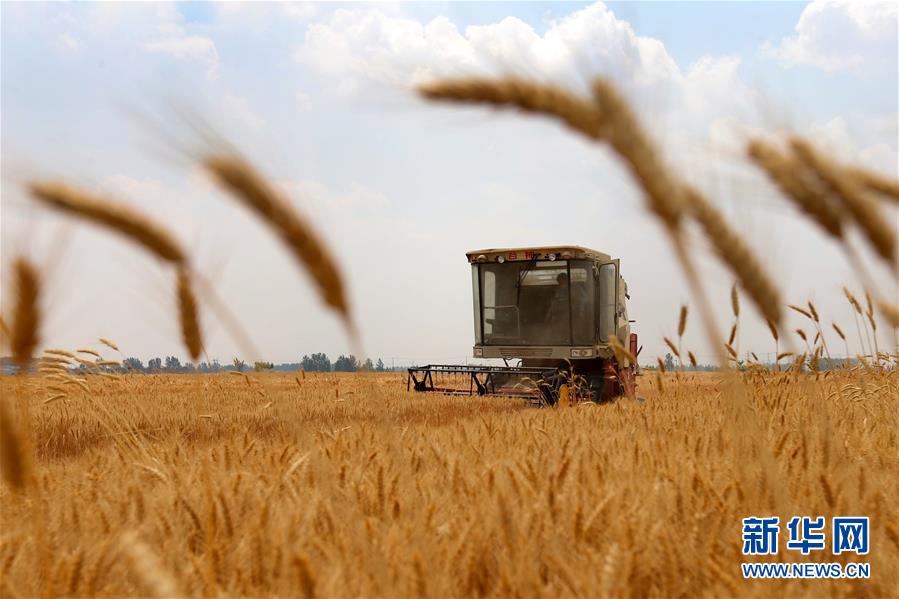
[508,252,517,260]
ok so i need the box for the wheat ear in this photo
[120,533,182,598]
[847,166,899,202]
[790,138,896,268]
[877,300,899,328]
[684,188,782,324]
[747,140,843,239]
[203,154,353,336]
[419,77,608,141]
[590,80,685,229]
[0,399,27,491]
[677,305,688,337]
[29,182,186,264]
[11,258,41,369]
[176,268,203,362]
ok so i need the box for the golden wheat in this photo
[3,369,892,596]
[790,138,896,268]
[203,154,353,336]
[10,258,41,368]
[847,166,899,202]
[677,305,688,338]
[684,188,782,324]
[29,182,186,265]
[747,140,843,239]
[176,268,203,362]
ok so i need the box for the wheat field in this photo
[1,368,897,597]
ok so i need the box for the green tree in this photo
[122,357,144,372]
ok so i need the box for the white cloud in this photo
[295,91,313,111]
[142,8,220,79]
[295,3,756,145]
[222,92,266,131]
[295,3,684,100]
[144,35,219,70]
[284,3,317,21]
[765,0,897,74]
[807,116,896,174]
[284,180,389,212]
[58,32,80,51]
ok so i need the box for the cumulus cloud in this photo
[142,9,219,78]
[58,32,80,51]
[295,3,684,99]
[294,2,756,143]
[222,92,266,131]
[284,180,389,212]
[765,0,897,74]
[284,2,317,21]
[295,90,313,111]
[144,35,217,62]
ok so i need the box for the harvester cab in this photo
[408,246,638,404]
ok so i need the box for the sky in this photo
[1,1,897,366]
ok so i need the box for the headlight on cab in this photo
[473,347,483,357]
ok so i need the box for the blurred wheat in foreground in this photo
[0,370,897,597]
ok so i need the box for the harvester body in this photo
[408,246,638,403]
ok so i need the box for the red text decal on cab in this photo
[508,252,517,260]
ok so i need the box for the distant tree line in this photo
[112,353,395,374]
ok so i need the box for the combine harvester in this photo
[408,246,639,404]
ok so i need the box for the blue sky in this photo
[2,1,896,364]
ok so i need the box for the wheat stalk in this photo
[790,139,896,268]
[677,305,688,338]
[419,77,607,141]
[120,533,182,598]
[590,80,685,229]
[766,319,779,343]
[99,338,121,355]
[687,351,698,368]
[684,188,782,324]
[10,259,41,369]
[847,166,899,202]
[730,285,740,318]
[877,300,899,328]
[747,140,843,239]
[29,182,186,265]
[176,268,203,362]
[203,154,354,336]
[788,304,813,320]
[0,400,27,491]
